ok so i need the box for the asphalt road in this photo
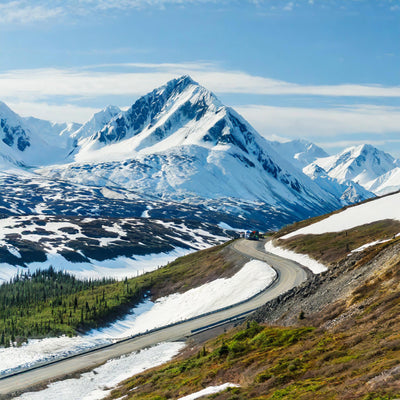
[0,239,308,397]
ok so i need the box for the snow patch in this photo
[178,383,240,400]
[351,238,393,253]
[265,241,327,274]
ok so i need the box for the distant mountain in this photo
[313,144,400,189]
[303,163,375,206]
[271,139,328,169]
[68,105,121,155]
[0,101,81,167]
[36,76,343,227]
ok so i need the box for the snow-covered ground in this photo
[0,259,275,376]
[15,342,185,400]
[282,192,400,239]
[178,383,240,400]
[265,241,327,274]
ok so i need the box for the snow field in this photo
[15,342,185,400]
[282,192,400,239]
[265,241,327,274]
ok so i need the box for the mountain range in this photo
[1,76,399,230]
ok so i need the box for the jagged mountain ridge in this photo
[314,144,400,188]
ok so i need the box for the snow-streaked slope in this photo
[39,76,341,223]
[314,144,400,189]
[367,167,400,195]
[0,214,229,283]
[178,384,240,400]
[303,163,374,206]
[282,191,400,239]
[68,105,121,149]
[271,139,328,169]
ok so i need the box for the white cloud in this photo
[0,1,64,24]
[236,104,400,138]
[2,64,400,104]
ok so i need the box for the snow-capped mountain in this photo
[314,144,400,189]
[303,163,375,206]
[68,105,121,152]
[37,76,343,225]
[0,101,81,167]
[4,76,395,230]
[271,139,328,169]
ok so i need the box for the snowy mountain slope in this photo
[68,105,121,154]
[22,116,81,149]
[270,139,328,169]
[367,167,400,195]
[0,214,229,282]
[38,76,342,224]
[303,163,375,206]
[313,144,400,189]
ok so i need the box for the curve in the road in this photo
[0,239,308,397]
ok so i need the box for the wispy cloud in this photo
[2,64,400,102]
[236,104,400,139]
[2,0,397,25]
[0,0,223,24]
[0,1,64,24]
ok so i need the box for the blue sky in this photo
[1,0,400,156]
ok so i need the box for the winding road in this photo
[0,239,308,398]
